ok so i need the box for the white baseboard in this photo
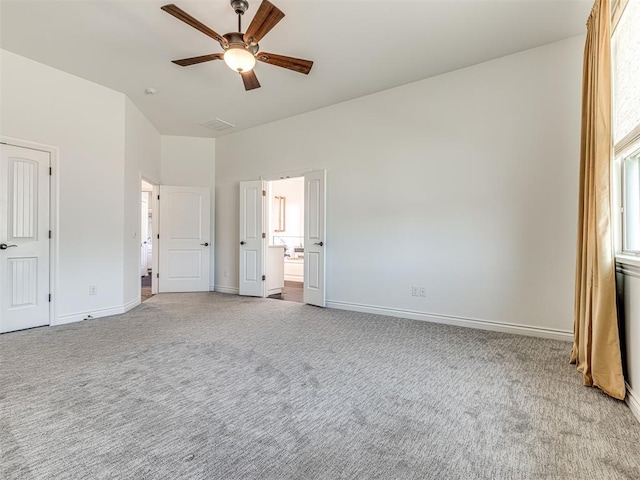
[123,298,141,312]
[52,293,572,342]
[54,301,139,326]
[214,285,239,294]
[626,382,640,424]
[325,300,573,341]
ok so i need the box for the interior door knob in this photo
[201,242,209,246]
[314,241,324,247]
[240,241,246,245]
[0,243,18,250]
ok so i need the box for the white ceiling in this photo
[0,0,592,138]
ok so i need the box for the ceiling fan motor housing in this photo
[223,32,258,54]
[230,0,249,15]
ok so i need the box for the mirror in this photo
[274,195,286,232]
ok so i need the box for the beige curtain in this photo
[570,0,625,400]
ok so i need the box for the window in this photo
[622,147,640,253]
[613,0,640,257]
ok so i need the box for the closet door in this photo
[158,186,210,292]
[0,144,50,332]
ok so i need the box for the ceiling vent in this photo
[200,118,236,132]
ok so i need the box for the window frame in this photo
[620,139,640,255]
[612,0,640,265]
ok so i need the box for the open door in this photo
[239,180,266,297]
[140,192,149,276]
[303,170,326,307]
[158,186,210,292]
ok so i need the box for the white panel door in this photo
[239,180,265,297]
[140,192,149,276]
[304,170,326,307]
[0,144,50,333]
[158,186,210,292]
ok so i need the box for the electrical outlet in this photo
[89,285,97,295]
[420,287,426,297]
[412,285,419,296]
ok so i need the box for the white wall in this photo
[1,49,127,322]
[161,135,216,289]
[1,51,221,323]
[215,36,584,338]
[1,49,164,322]
[124,97,161,307]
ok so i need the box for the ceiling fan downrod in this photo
[231,0,248,14]
[230,0,249,32]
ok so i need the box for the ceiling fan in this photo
[161,0,313,91]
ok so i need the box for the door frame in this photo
[1,136,58,326]
[140,173,160,296]
[261,169,314,183]
[259,168,326,304]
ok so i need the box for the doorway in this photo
[140,183,211,296]
[141,179,155,302]
[267,177,304,303]
[238,170,326,306]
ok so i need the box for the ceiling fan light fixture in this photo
[163,1,313,91]
[224,47,256,73]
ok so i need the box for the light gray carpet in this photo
[1,293,640,479]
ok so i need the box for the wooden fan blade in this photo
[172,53,224,66]
[243,0,285,45]
[240,70,261,91]
[161,4,226,47]
[257,52,313,75]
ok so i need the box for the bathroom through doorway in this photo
[267,176,304,303]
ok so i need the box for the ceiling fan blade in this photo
[161,4,226,47]
[240,70,261,91]
[257,53,313,75]
[243,0,285,45]
[172,53,224,66]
